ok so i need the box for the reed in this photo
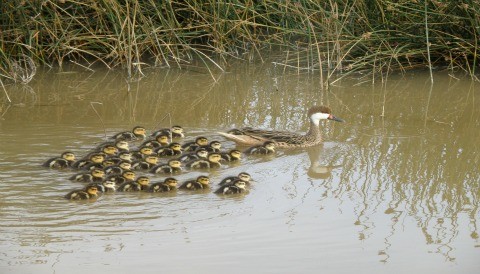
[0,0,478,83]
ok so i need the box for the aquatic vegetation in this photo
[0,0,478,83]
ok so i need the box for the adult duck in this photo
[218,106,344,148]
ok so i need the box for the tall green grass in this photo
[1,0,479,83]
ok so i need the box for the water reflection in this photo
[0,65,478,272]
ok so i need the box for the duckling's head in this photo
[170,142,182,152]
[238,172,252,183]
[118,152,132,162]
[156,134,170,145]
[195,136,209,146]
[90,153,106,164]
[85,184,99,196]
[145,155,159,165]
[308,106,344,125]
[164,177,178,187]
[229,149,242,159]
[122,170,136,181]
[61,151,76,162]
[234,180,247,189]
[102,180,116,191]
[172,125,184,135]
[119,161,132,170]
[102,145,118,155]
[102,159,116,167]
[168,159,182,168]
[195,148,209,158]
[207,152,222,163]
[197,175,210,186]
[139,146,154,156]
[136,176,150,186]
[264,141,276,151]
[115,140,130,151]
[209,141,222,150]
[91,168,105,179]
[133,126,147,138]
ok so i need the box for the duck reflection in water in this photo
[306,145,342,179]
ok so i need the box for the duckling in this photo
[106,170,136,185]
[96,144,118,157]
[98,178,117,192]
[43,151,76,169]
[185,152,222,169]
[149,177,178,193]
[111,126,147,141]
[104,161,132,175]
[244,141,276,155]
[141,134,170,149]
[69,168,105,183]
[131,146,155,160]
[220,149,242,162]
[72,152,106,169]
[151,125,184,139]
[182,136,209,152]
[117,176,150,192]
[198,140,222,152]
[178,175,210,190]
[65,184,99,200]
[178,148,208,163]
[214,179,247,195]
[107,151,133,165]
[150,159,182,174]
[219,172,252,186]
[131,155,159,170]
[156,142,183,157]
[96,140,130,153]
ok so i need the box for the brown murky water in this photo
[0,61,479,274]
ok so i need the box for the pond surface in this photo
[0,61,479,274]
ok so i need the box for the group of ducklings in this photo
[43,126,272,200]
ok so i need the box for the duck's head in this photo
[101,179,116,191]
[164,177,178,187]
[122,170,136,181]
[233,180,247,189]
[118,152,132,162]
[169,142,183,152]
[139,146,154,156]
[90,153,106,164]
[238,172,252,183]
[229,149,242,160]
[171,126,184,136]
[145,155,159,165]
[195,148,209,158]
[61,151,76,162]
[156,134,170,145]
[207,152,222,163]
[136,176,150,187]
[133,126,147,138]
[197,175,210,186]
[209,141,222,150]
[119,161,132,170]
[102,145,118,155]
[195,136,209,146]
[168,159,182,168]
[308,106,344,125]
[102,159,116,167]
[91,168,105,179]
[264,141,276,151]
[85,184,99,196]
[115,140,130,151]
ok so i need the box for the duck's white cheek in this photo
[310,113,330,125]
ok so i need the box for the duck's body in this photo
[178,148,208,163]
[131,155,159,170]
[179,176,210,190]
[117,176,150,192]
[151,125,184,139]
[214,180,247,195]
[182,137,209,152]
[111,126,147,141]
[149,177,178,193]
[65,184,99,200]
[72,152,106,169]
[156,143,183,157]
[43,151,76,169]
[150,160,182,174]
[245,141,276,155]
[219,172,252,186]
[69,168,105,183]
[185,152,222,169]
[220,149,242,162]
[131,146,155,160]
[218,106,344,148]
